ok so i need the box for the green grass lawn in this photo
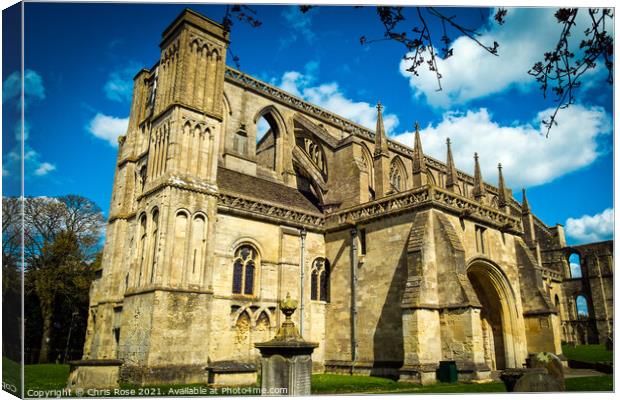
[562,344,613,363]
[20,364,613,396]
[312,374,612,393]
[2,357,22,396]
[565,375,613,392]
[24,363,70,391]
[312,374,506,394]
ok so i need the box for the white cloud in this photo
[104,62,141,103]
[570,262,582,278]
[2,69,55,179]
[280,6,315,48]
[34,162,56,176]
[565,208,614,243]
[3,144,57,178]
[87,113,129,147]
[390,104,611,188]
[400,8,612,108]
[276,68,399,133]
[3,69,46,106]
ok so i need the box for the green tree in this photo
[18,195,104,363]
[2,197,23,361]
[26,231,97,363]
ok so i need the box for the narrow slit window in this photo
[360,228,367,255]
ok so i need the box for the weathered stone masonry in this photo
[80,9,613,386]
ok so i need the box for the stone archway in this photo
[467,260,521,370]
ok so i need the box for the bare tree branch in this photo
[529,8,614,136]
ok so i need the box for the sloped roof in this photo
[216,167,322,215]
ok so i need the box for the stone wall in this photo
[76,8,610,388]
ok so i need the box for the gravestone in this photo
[526,352,565,390]
[500,368,546,392]
[513,372,563,392]
[255,293,318,396]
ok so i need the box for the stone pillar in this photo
[400,308,441,385]
[255,293,318,396]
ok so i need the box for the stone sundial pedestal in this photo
[255,293,318,396]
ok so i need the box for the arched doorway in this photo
[467,260,521,370]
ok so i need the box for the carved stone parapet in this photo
[325,184,523,234]
[325,186,430,228]
[217,192,324,229]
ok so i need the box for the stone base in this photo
[455,361,492,383]
[67,359,122,389]
[120,363,208,386]
[206,361,257,386]
[210,372,257,386]
[399,363,438,385]
[324,361,402,380]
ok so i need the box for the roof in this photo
[216,167,322,215]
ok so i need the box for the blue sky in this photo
[3,3,614,245]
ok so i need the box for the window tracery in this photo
[298,137,327,176]
[232,245,257,295]
[311,258,330,302]
[389,157,406,192]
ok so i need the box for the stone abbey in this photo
[77,9,613,386]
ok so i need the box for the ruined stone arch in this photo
[466,257,526,369]
[567,251,584,278]
[574,293,590,318]
[253,105,287,174]
[389,156,408,192]
[253,105,287,129]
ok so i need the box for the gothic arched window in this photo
[311,258,330,302]
[390,164,403,192]
[232,245,258,295]
[389,157,407,193]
